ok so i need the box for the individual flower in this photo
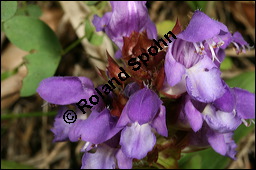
[116,87,167,160]
[189,123,237,159]
[164,11,252,103]
[93,1,157,56]
[164,11,233,102]
[176,84,255,133]
[204,86,255,133]
[177,85,254,159]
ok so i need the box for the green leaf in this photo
[20,51,61,96]
[220,57,233,70]
[4,16,62,96]
[225,71,255,93]
[179,154,202,169]
[15,7,27,16]
[4,16,62,54]
[179,148,230,169]
[26,4,42,18]
[84,19,104,46]
[1,1,17,22]
[156,20,175,37]
[90,33,104,46]
[86,1,99,6]
[1,160,35,169]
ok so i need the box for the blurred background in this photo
[1,1,255,169]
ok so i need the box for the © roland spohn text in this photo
[63,31,176,124]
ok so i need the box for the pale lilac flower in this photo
[81,144,117,169]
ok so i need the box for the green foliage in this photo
[14,2,42,17]
[1,160,35,169]
[186,1,207,12]
[156,20,175,37]
[3,16,62,96]
[179,148,230,169]
[26,4,42,18]
[179,154,202,169]
[21,52,61,96]
[4,16,61,53]
[225,71,255,93]
[85,19,104,46]
[1,1,17,22]
[220,57,233,70]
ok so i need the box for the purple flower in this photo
[36,5,255,168]
[37,76,121,144]
[203,86,255,132]
[189,124,237,159]
[176,94,205,132]
[117,88,167,159]
[164,11,252,103]
[232,32,251,54]
[93,1,157,50]
[164,11,233,102]
[51,105,94,142]
[37,76,95,105]
[81,143,133,169]
[81,144,117,169]
[69,108,121,144]
[177,84,255,133]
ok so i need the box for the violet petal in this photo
[126,88,162,125]
[81,144,117,169]
[184,95,203,132]
[150,105,168,137]
[177,10,228,42]
[120,122,156,159]
[37,76,94,105]
[186,57,225,102]
[233,88,255,119]
[116,149,133,169]
[69,109,121,144]
[206,128,227,156]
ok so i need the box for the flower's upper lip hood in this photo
[177,10,228,42]
[92,1,157,49]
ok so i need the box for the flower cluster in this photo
[37,1,254,169]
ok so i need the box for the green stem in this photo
[1,111,56,120]
[61,35,87,56]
